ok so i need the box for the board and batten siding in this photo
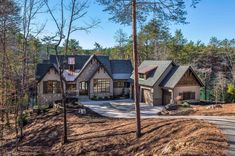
[173,69,201,101]
[76,57,100,96]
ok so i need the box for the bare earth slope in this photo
[193,104,235,116]
[2,109,228,156]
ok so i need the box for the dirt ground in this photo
[192,104,235,116]
[1,109,228,156]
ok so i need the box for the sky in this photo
[40,0,235,49]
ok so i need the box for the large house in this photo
[36,55,203,106]
[136,60,204,105]
[36,55,133,104]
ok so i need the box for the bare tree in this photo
[44,0,99,143]
[14,0,45,140]
[0,0,20,143]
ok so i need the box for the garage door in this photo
[142,89,153,104]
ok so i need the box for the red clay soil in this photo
[193,104,235,116]
[1,109,228,156]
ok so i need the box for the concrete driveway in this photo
[80,99,235,155]
[80,99,164,118]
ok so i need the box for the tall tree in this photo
[0,0,20,140]
[168,29,187,62]
[63,39,82,55]
[41,36,55,59]
[138,19,170,61]
[114,29,128,59]
[97,0,200,138]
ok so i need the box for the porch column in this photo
[170,89,174,104]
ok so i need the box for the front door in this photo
[79,81,88,96]
[163,89,171,105]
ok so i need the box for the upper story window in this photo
[139,73,145,79]
[68,57,75,71]
[68,57,75,65]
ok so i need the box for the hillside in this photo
[2,109,228,155]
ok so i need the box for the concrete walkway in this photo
[81,99,235,155]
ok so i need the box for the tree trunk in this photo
[132,0,141,138]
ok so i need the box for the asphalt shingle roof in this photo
[135,60,173,87]
[159,66,189,88]
[36,63,57,81]
[36,55,133,81]
[49,55,90,70]
[160,66,204,88]
[110,60,133,80]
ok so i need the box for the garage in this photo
[141,88,153,104]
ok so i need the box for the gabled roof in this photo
[160,66,204,89]
[36,63,58,81]
[134,60,174,87]
[36,55,132,82]
[49,55,90,70]
[75,55,112,80]
[96,55,112,76]
[139,65,157,74]
[110,60,133,80]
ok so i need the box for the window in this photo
[93,79,110,93]
[43,81,61,94]
[114,81,124,88]
[139,73,145,79]
[66,84,76,91]
[114,81,130,88]
[79,81,88,95]
[68,57,75,65]
[179,92,195,100]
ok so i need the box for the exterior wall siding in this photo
[37,68,63,104]
[75,58,99,97]
[173,86,201,101]
[113,88,129,96]
[153,64,174,105]
[89,67,113,98]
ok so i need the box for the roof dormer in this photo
[138,65,157,79]
[68,57,75,71]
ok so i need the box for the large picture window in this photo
[179,92,195,100]
[93,79,110,93]
[43,81,61,94]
